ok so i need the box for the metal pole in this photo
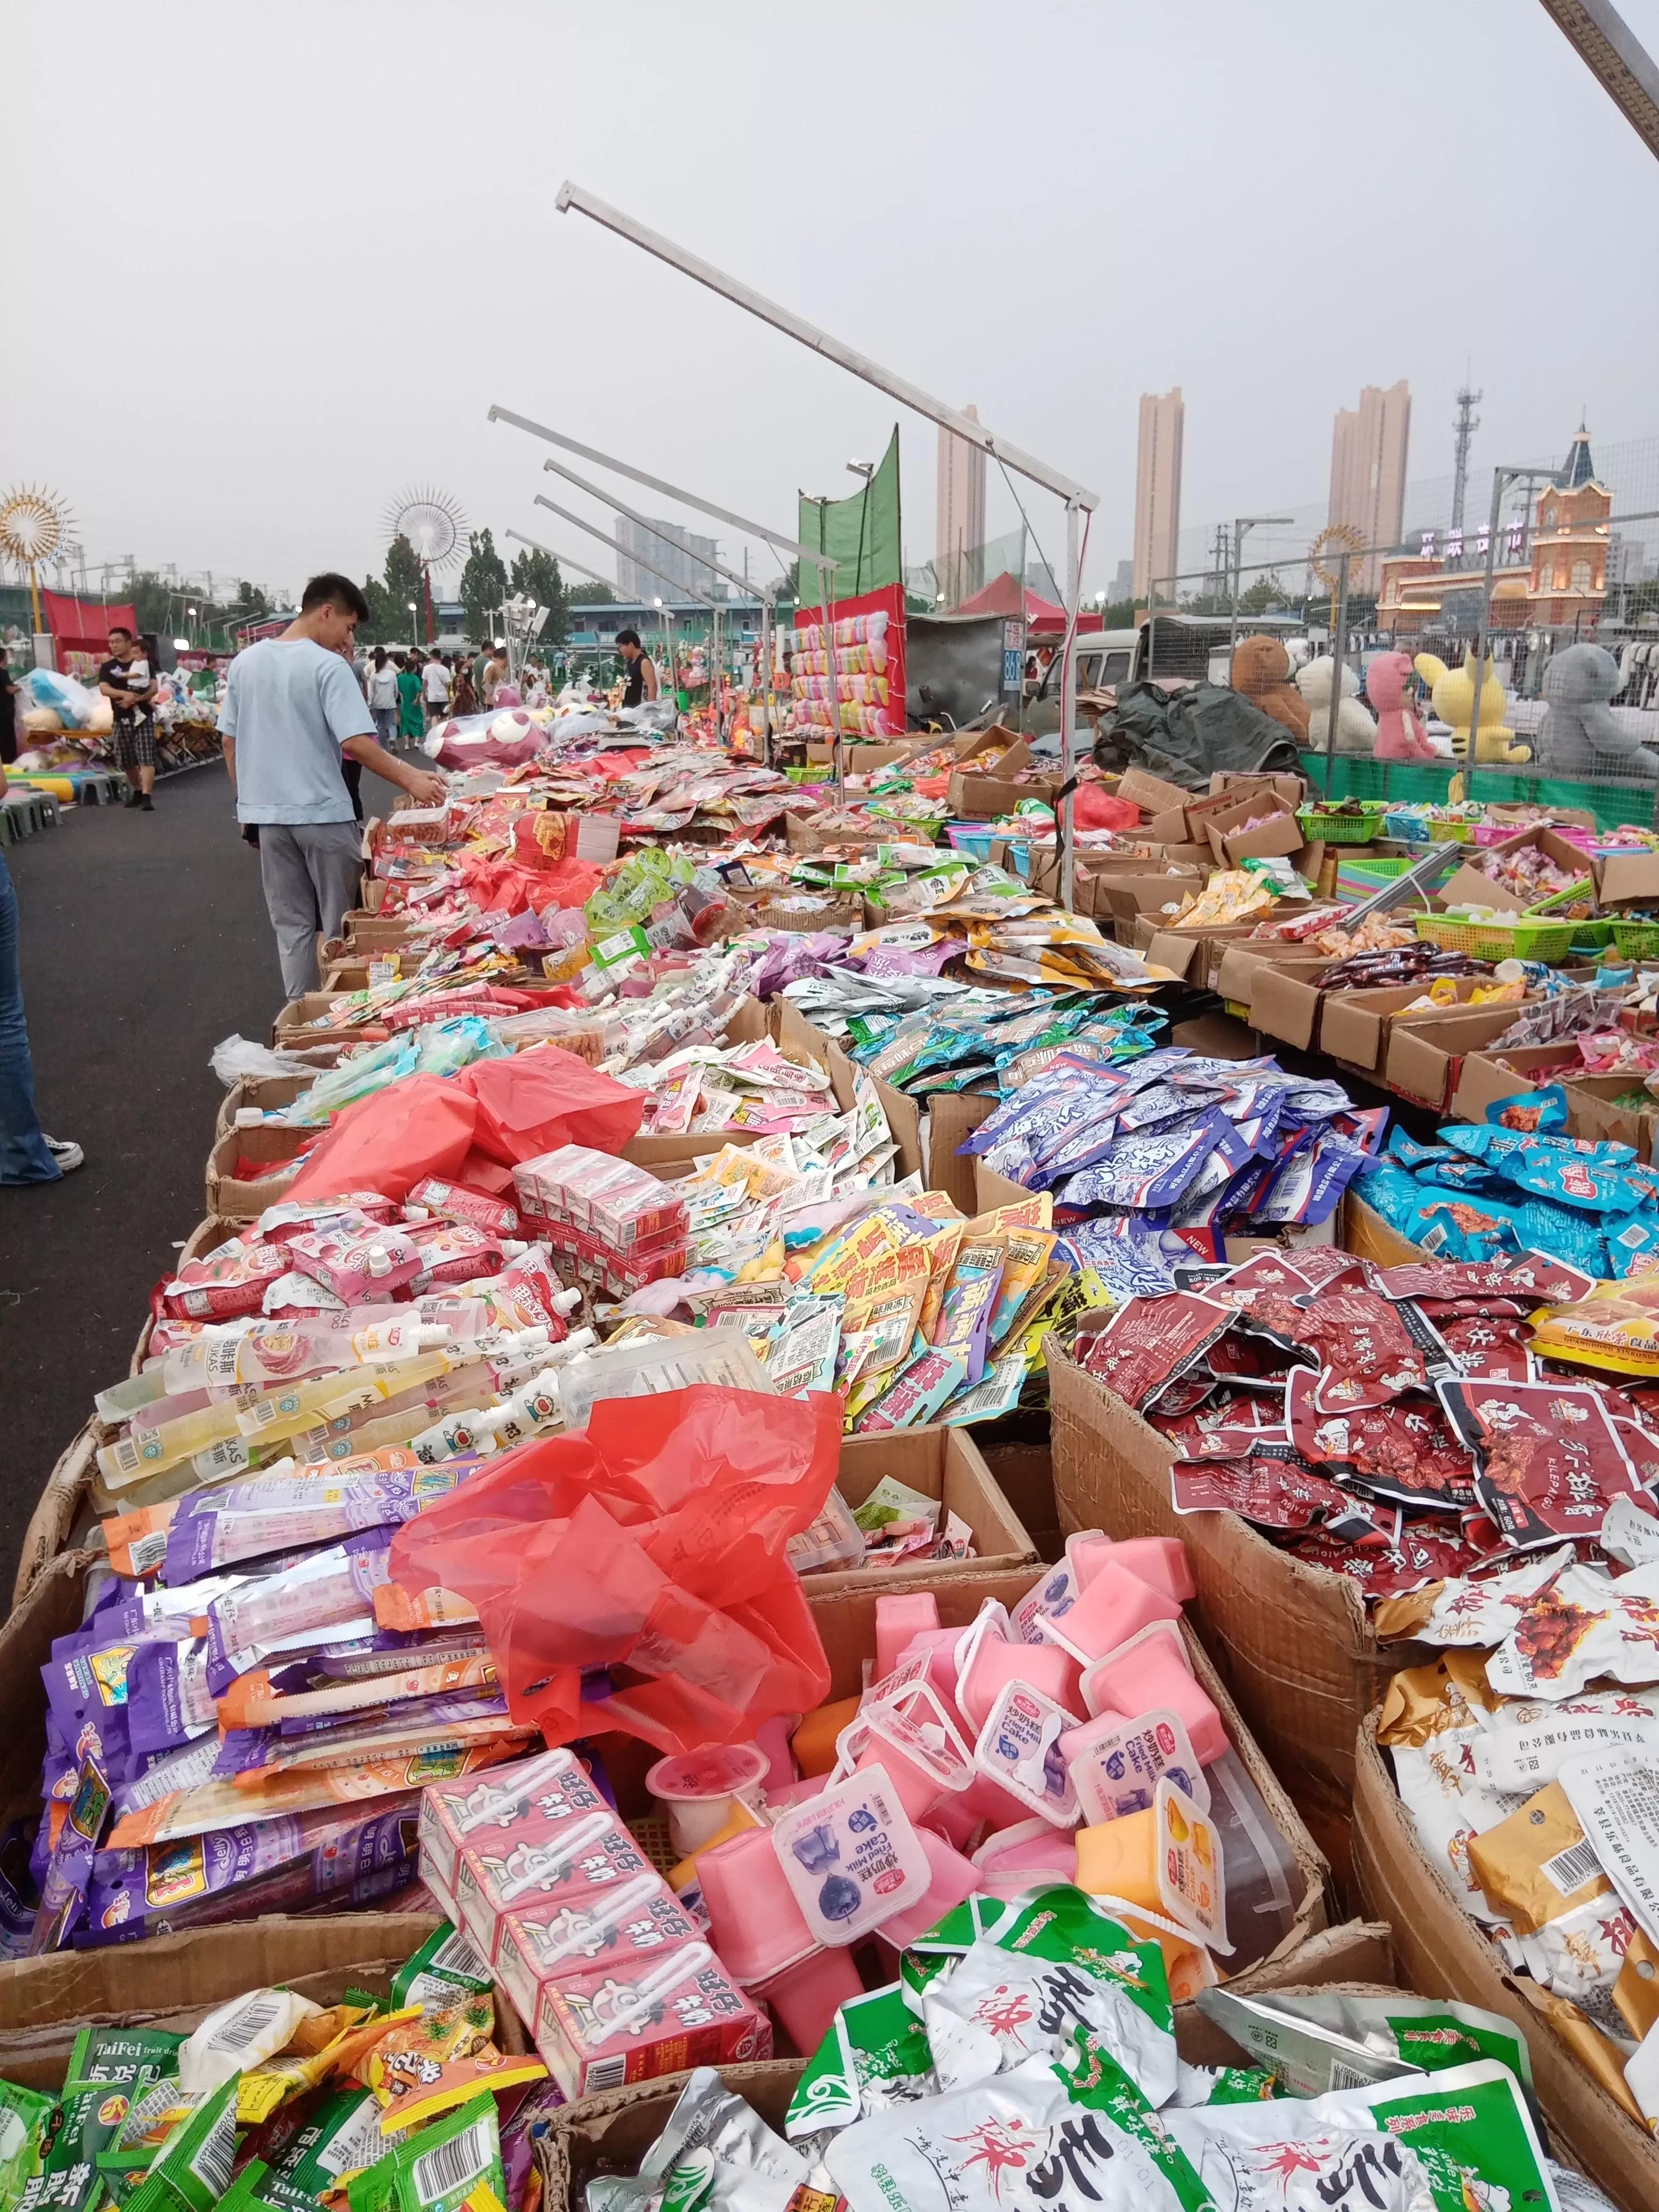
[1323,552,1350,801]
[1230,521,1243,655]
[1059,498,1082,914]
[1465,468,1508,805]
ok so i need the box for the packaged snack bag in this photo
[785,1982,938,2139]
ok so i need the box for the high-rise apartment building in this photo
[1132,390,1184,606]
[617,517,722,602]
[935,405,987,607]
[1328,382,1411,591]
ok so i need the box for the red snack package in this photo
[1287,1368,1477,1511]
[1247,1288,1437,1413]
[1288,1521,1479,1599]
[1078,1293,1235,1412]
[1431,1311,1534,1382]
[1437,1377,1646,1551]
[1171,1445,1350,1530]
[408,1219,506,1289]
[408,1177,521,1239]
[162,1237,289,1321]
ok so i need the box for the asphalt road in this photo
[0,758,404,1599]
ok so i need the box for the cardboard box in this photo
[1319,979,1503,1077]
[1043,1193,1426,1869]
[1353,1717,1659,2212]
[819,1426,1037,1593]
[783,813,884,854]
[1116,764,1193,821]
[1436,826,1596,915]
[804,1566,1333,1962]
[272,994,378,1050]
[1214,948,1336,1033]
[1595,846,1659,907]
[1383,1003,1548,1112]
[215,1073,313,1141]
[805,739,925,775]
[537,1921,1400,2211]
[948,753,1062,820]
[1448,1044,1585,1122]
[1202,798,1304,867]
[342,908,413,951]
[206,1122,311,1220]
[924,1090,997,1213]
[10,1423,97,1609]
[1097,869,1207,939]
[1208,771,1308,807]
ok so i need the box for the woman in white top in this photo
[365,647,400,747]
[423,651,452,729]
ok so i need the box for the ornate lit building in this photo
[1376,423,1611,633]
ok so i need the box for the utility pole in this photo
[1450,386,1482,566]
[1210,523,1230,608]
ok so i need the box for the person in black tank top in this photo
[616,627,658,707]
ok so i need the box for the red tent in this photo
[951,571,1103,636]
[41,592,139,672]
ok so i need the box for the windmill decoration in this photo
[0,483,77,636]
[1308,522,1366,633]
[383,484,467,645]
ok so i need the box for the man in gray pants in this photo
[217,574,446,1002]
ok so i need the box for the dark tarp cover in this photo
[1094,680,1303,791]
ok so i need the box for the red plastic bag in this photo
[284,1074,477,1205]
[461,1047,643,1166]
[1073,784,1141,832]
[385,1386,839,1755]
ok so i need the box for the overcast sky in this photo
[7,0,1659,606]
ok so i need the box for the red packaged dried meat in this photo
[1287,1368,1476,1510]
[1078,1292,1234,1411]
[1248,1288,1436,1412]
[1437,1378,1645,1552]
[1171,1446,1350,1530]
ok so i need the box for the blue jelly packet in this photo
[1484,1084,1570,1135]
[1416,1203,1524,1264]
[1387,1127,1462,1171]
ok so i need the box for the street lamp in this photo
[652,595,674,691]
[407,601,418,647]
[1229,517,1296,652]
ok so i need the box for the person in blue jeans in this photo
[0,773,82,1184]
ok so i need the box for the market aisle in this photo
[0,760,403,1593]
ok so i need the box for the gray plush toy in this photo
[1536,642,1659,780]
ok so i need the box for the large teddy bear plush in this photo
[1365,651,1435,761]
[1295,655,1376,754]
[1229,634,1309,742]
[1413,651,1529,764]
[1536,643,1659,781]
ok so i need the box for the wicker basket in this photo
[1414,914,1580,963]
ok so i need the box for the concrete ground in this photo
[0,757,403,1599]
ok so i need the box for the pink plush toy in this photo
[1368,650,1434,761]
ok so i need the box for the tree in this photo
[361,534,426,642]
[231,579,270,621]
[508,544,569,651]
[1092,597,1136,629]
[459,527,508,646]
[1238,574,1291,616]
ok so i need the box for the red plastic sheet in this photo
[286,1076,479,1205]
[461,1049,643,1163]
[386,1386,840,1754]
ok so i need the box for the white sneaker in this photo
[44,1136,85,1174]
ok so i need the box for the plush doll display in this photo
[1413,651,1530,763]
[1536,642,1659,781]
[1229,634,1309,741]
[1365,651,1435,762]
[1295,655,1377,754]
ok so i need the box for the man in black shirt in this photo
[98,626,158,809]
[616,627,658,708]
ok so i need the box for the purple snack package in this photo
[28,1751,111,1953]
[82,1796,420,1941]
[124,1638,215,1758]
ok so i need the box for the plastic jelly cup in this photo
[1049,1560,1183,1666]
[876,1591,941,1686]
[696,1823,817,1984]
[1067,1532,1195,1605]
[969,1818,1078,1900]
[1085,1645,1227,1765]
[793,1696,864,1778]
[871,1825,980,1954]
[753,1943,864,2054]
[647,1742,770,1857]
[958,1637,1081,1736]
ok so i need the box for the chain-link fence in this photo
[1141,455,1659,831]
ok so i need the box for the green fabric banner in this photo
[797,425,902,601]
[1296,751,1659,833]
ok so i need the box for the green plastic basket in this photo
[1564,918,1614,950]
[1611,919,1659,958]
[1342,857,1416,878]
[1414,914,1580,963]
[1297,810,1382,845]
[1425,821,1478,843]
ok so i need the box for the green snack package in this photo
[1197,1987,1535,2108]
[0,2079,58,2206]
[390,1923,493,2013]
[919,1884,1176,2107]
[214,2161,311,2212]
[23,2031,185,2212]
[344,2092,501,2212]
[265,2087,395,2203]
[1166,2058,1559,2212]
[122,2077,240,2212]
[897,1896,1009,1998]
[1181,2065,1285,2106]
[785,1983,936,2140]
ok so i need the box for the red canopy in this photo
[41,592,138,656]
[951,571,1103,636]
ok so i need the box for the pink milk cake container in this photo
[531,1939,770,2098]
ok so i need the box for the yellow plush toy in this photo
[1413,649,1530,763]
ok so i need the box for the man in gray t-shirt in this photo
[219,573,446,1002]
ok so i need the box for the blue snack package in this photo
[1386,1127,1462,1170]
[1484,1085,1570,1135]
